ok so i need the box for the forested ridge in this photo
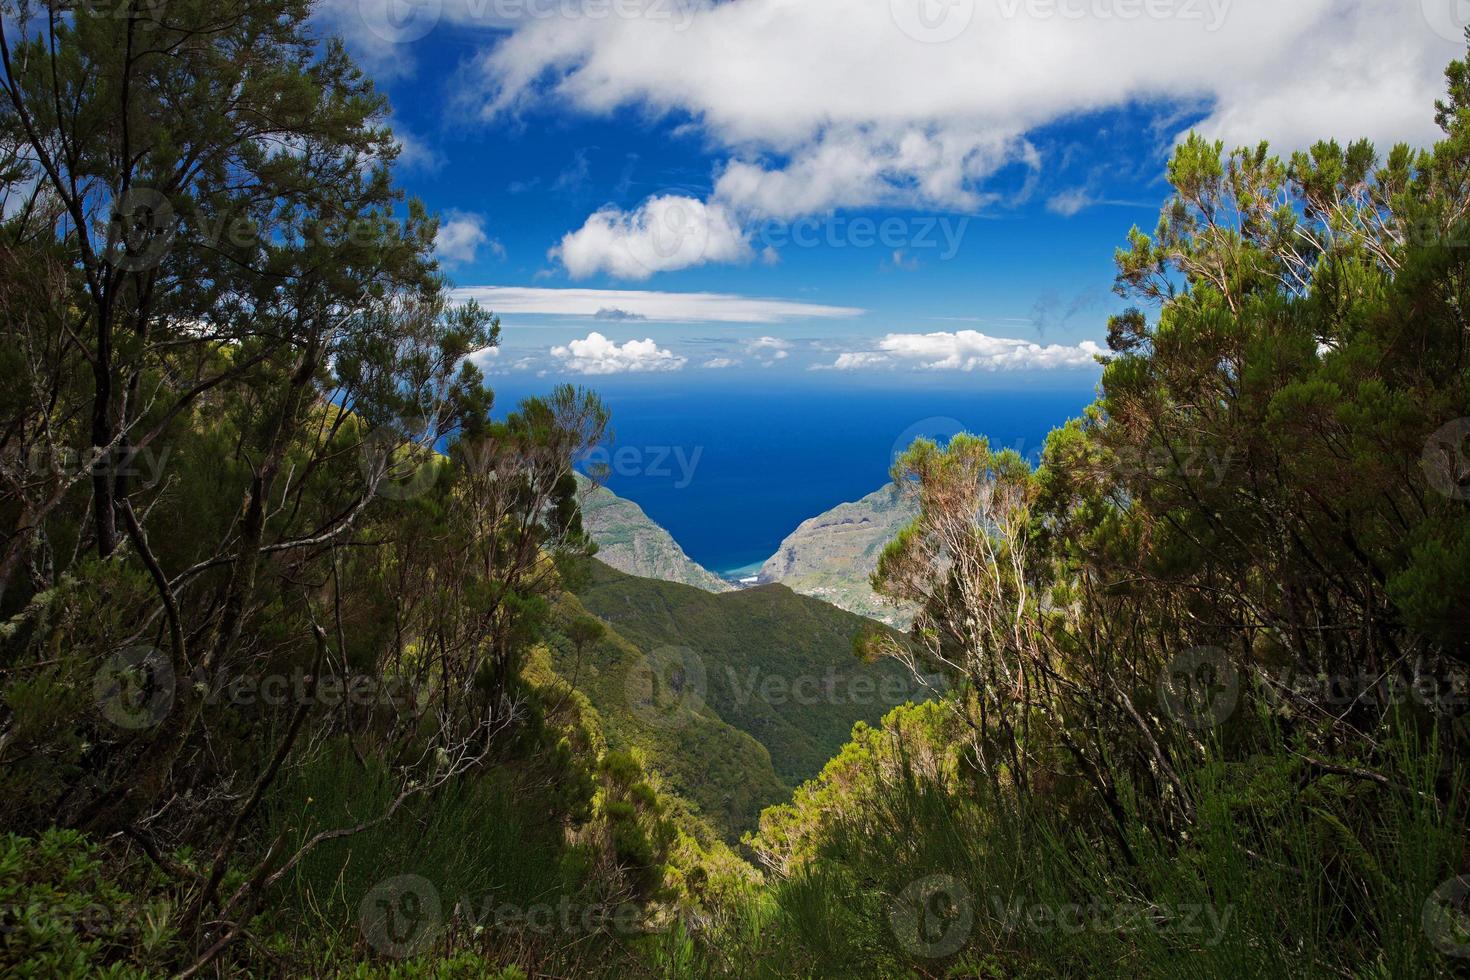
[2,3,1469,978]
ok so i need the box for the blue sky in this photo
[315,0,1463,381]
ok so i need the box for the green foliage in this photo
[710,38,1470,980]
[0,830,176,978]
[574,561,922,795]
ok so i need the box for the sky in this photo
[311,0,1465,382]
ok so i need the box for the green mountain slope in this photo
[758,485,918,626]
[572,562,933,793]
[547,590,789,838]
[577,476,732,593]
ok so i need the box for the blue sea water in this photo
[489,373,1099,575]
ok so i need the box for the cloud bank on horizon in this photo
[517,328,1104,375]
[820,330,1105,372]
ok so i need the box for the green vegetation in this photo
[573,562,929,793]
[542,590,791,840]
[677,39,1470,980]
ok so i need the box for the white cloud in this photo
[745,335,791,365]
[473,0,1456,224]
[393,127,443,173]
[550,332,687,374]
[747,336,791,354]
[449,286,864,323]
[702,357,740,369]
[819,331,1105,371]
[552,195,752,278]
[435,212,499,267]
[1046,188,1095,217]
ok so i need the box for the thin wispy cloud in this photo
[450,286,864,324]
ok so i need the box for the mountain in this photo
[557,562,935,838]
[577,476,732,593]
[758,485,918,627]
[546,589,789,839]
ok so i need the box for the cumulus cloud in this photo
[828,351,892,371]
[472,0,1456,228]
[702,357,740,369]
[552,195,752,278]
[745,335,791,365]
[550,332,688,375]
[747,336,790,354]
[819,331,1105,371]
[449,286,863,323]
[434,212,499,267]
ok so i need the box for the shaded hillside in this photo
[547,591,790,839]
[573,562,935,791]
[759,485,918,626]
[577,476,732,593]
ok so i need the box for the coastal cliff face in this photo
[578,476,923,628]
[577,477,733,593]
[758,485,918,627]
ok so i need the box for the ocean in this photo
[489,373,1099,574]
